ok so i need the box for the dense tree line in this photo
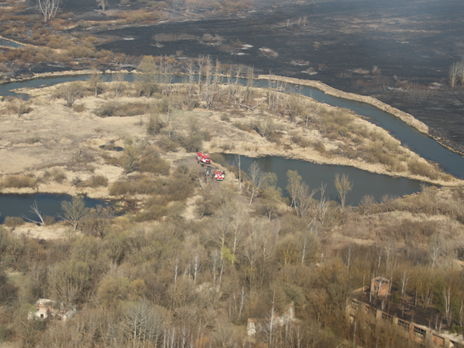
[1,165,464,347]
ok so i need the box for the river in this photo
[0,72,462,214]
[0,194,106,224]
[223,154,423,206]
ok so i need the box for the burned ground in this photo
[97,0,464,151]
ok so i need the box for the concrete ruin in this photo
[347,277,464,348]
[28,299,76,321]
[246,302,298,338]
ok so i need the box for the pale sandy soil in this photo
[11,223,71,240]
[0,80,460,203]
[0,77,461,206]
[0,86,148,197]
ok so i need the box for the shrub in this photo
[135,195,170,221]
[251,118,281,143]
[6,97,31,117]
[80,206,112,238]
[146,114,166,135]
[72,103,85,113]
[118,144,170,175]
[138,151,170,175]
[4,216,25,227]
[291,134,311,148]
[0,324,13,342]
[157,135,179,152]
[1,175,37,188]
[84,175,109,188]
[54,83,83,107]
[177,132,204,152]
[313,140,326,153]
[233,121,254,133]
[72,177,83,187]
[42,168,67,184]
[162,176,194,202]
[95,102,149,117]
[220,114,230,122]
[52,169,67,183]
[95,103,117,117]
[96,275,130,306]
[407,159,439,180]
[109,176,158,196]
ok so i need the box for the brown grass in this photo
[95,102,149,117]
[1,175,37,189]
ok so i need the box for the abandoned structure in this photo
[370,276,391,298]
[247,302,299,338]
[28,299,76,321]
[347,277,464,348]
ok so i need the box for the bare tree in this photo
[88,71,101,97]
[136,56,158,96]
[60,83,81,107]
[287,170,302,213]
[400,270,408,297]
[449,61,464,88]
[316,183,329,225]
[111,73,125,97]
[335,173,352,208]
[38,0,61,23]
[121,301,167,346]
[7,98,31,117]
[24,201,45,225]
[96,0,108,10]
[429,232,444,267]
[443,284,452,326]
[286,170,315,219]
[61,195,90,231]
[248,161,265,205]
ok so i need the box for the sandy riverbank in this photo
[259,74,430,134]
[0,75,462,202]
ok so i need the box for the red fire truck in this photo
[196,152,211,165]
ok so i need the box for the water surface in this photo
[0,38,22,48]
[0,194,107,224]
[254,80,464,179]
[223,154,424,206]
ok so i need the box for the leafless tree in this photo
[287,170,316,219]
[429,232,444,267]
[186,59,196,97]
[122,301,166,346]
[248,161,266,205]
[24,201,45,225]
[400,270,408,297]
[449,61,464,88]
[61,195,90,231]
[316,183,329,225]
[136,56,158,96]
[88,71,101,97]
[287,170,302,213]
[443,284,452,326]
[96,0,108,11]
[38,0,61,23]
[111,73,126,97]
[8,98,31,117]
[61,83,81,107]
[335,173,352,208]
